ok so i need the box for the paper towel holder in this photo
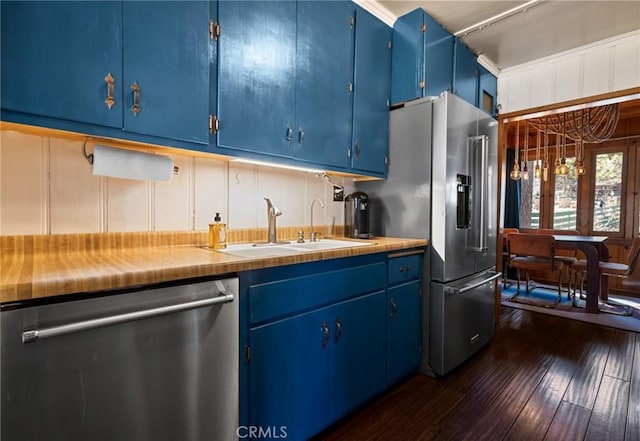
[82,138,180,181]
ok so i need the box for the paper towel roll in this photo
[92,145,173,182]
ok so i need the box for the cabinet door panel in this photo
[424,13,454,97]
[250,308,331,441]
[454,40,478,107]
[294,1,354,168]
[123,1,211,144]
[478,65,498,117]
[390,8,424,105]
[331,290,386,420]
[388,281,422,383]
[1,1,122,128]
[217,1,296,157]
[352,7,391,176]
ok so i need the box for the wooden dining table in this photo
[553,235,609,313]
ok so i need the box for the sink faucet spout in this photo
[264,198,283,244]
[310,198,325,242]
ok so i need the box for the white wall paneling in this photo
[227,162,258,230]
[498,30,640,114]
[0,131,48,235]
[49,138,101,233]
[154,155,191,231]
[194,157,227,230]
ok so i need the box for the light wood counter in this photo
[1,231,427,304]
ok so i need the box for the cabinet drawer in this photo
[388,253,423,285]
[250,262,386,324]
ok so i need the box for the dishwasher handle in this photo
[22,292,234,344]
[446,272,501,295]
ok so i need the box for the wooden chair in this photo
[507,233,563,308]
[501,228,519,289]
[536,229,579,300]
[573,236,640,315]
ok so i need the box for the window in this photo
[553,157,577,229]
[519,160,541,228]
[592,152,623,232]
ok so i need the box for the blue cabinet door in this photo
[249,308,331,441]
[453,39,479,107]
[423,12,454,98]
[294,1,354,168]
[1,1,122,128]
[331,290,387,420]
[351,6,391,177]
[391,8,424,105]
[478,65,498,117]
[391,8,453,105]
[217,1,296,158]
[387,280,422,383]
[122,1,213,145]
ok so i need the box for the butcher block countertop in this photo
[1,230,428,304]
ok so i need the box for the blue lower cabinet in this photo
[330,291,387,419]
[249,308,331,441]
[387,280,422,383]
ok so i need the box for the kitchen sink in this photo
[286,238,375,251]
[217,243,306,258]
[215,239,375,258]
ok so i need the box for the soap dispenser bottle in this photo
[208,212,227,249]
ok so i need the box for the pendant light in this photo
[534,129,542,179]
[510,121,521,181]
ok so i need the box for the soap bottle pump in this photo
[209,212,227,249]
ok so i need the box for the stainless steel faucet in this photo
[264,198,283,244]
[310,198,325,242]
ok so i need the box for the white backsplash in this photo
[0,130,355,235]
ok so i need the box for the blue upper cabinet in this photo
[295,1,354,168]
[391,8,453,105]
[1,1,216,149]
[217,1,297,158]
[122,1,213,145]
[217,1,354,169]
[1,1,123,128]
[351,6,392,177]
[478,64,498,117]
[453,38,479,107]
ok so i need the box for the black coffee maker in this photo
[344,191,373,239]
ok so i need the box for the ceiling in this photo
[375,0,640,70]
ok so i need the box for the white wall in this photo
[0,130,354,235]
[498,30,640,114]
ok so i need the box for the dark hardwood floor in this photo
[313,306,639,441]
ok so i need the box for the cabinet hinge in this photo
[209,20,220,40]
[421,23,426,33]
[348,82,353,93]
[245,345,251,362]
[419,80,425,89]
[350,15,354,28]
[347,148,351,158]
[385,156,388,165]
[209,115,219,134]
[386,99,390,108]
[388,40,392,49]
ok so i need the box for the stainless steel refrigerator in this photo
[358,92,500,376]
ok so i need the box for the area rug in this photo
[501,282,640,333]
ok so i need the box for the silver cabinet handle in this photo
[334,319,342,342]
[321,322,330,348]
[22,293,234,344]
[285,125,293,142]
[390,299,397,317]
[299,128,305,145]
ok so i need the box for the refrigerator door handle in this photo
[469,135,489,252]
[446,271,500,295]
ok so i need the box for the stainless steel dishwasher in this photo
[1,276,239,441]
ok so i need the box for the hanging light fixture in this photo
[522,122,529,180]
[510,121,521,181]
[534,129,542,179]
[542,117,549,182]
[526,102,619,178]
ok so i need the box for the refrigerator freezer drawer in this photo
[428,270,498,376]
